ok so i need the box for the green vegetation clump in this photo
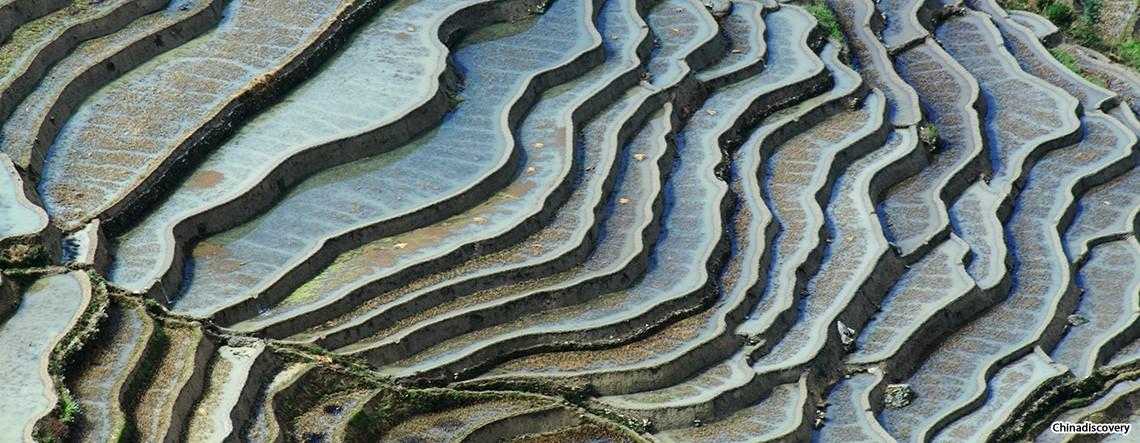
[1050,47,1081,71]
[1042,1,1075,28]
[282,341,377,380]
[0,243,50,268]
[919,122,940,149]
[1109,39,1140,67]
[1006,0,1140,75]
[57,388,80,424]
[116,317,169,443]
[457,378,592,403]
[344,388,509,442]
[1082,0,1103,28]
[806,1,844,41]
[992,367,1140,443]
[34,274,110,442]
[275,366,376,424]
[1071,0,1104,47]
[1049,47,1107,86]
[49,273,109,374]
[446,90,465,109]
[0,0,102,74]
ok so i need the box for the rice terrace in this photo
[4,0,1140,440]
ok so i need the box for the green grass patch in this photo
[1109,39,1140,68]
[1001,0,1140,77]
[1050,47,1081,71]
[1048,47,1107,86]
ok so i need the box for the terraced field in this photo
[3,0,1140,441]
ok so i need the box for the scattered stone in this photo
[393,242,408,250]
[703,0,732,18]
[618,197,632,205]
[884,384,916,409]
[533,142,544,149]
[837,321,856,352]
[633,153,647,161]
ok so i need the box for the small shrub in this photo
[35,386,81,440]
[0,243,50,268]
[805,1,844,41]
[1081,0,1102,25]
[1067,20,1103,46]
[920,122,940,150]
[1042,1,1074,29]
[57,388,80,423]
[445,90,465,109]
